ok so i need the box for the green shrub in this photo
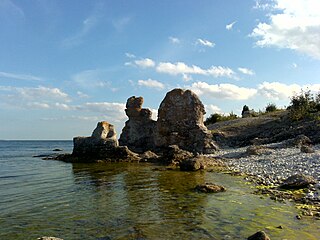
[205,112,238,125]
[288,90,320,121]
[265,103,277,113]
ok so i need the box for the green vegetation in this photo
[265,103,277,113]
[204,112,238,125]
[288,90,320,121]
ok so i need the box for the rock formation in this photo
[119,96,156,153]
[154,88,218,153]
[72,121,140,162]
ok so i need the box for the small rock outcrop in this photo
[247,231,270,240]
[246,145,272,156]
[300,144,315,153]
[180,155,225,171]
[195,183,226,193]
[73,121,119,157]
[280,174,316,189]
[155,89,218,154]
[161,145,194,165]
[119,96,156,153]
[72,121,140,162]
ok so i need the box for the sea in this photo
[0,140,319,240]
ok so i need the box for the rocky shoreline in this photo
[210,140,320,219]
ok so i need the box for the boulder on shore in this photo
[119,96,156,153]
[155,88,218,154]
[280,173,316,189]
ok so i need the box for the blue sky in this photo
[1,0,320,139]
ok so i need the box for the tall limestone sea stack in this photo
[119,96,156,153]
[154,88,218,154]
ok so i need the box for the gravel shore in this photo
[212,142,320,186]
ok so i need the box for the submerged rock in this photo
[155,88,218,154]
[247,231,270,240]
[195,183,226,193]
[280,174,316,189]
[119,96,156,153]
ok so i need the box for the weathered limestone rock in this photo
[160,145,194,165]
[285,134,312,147]
[180,155,225,171]
[280,174,316,189]
[300,144,315,153]
[73,121,119,157]
[246,145,272,156]
[72,121,140,162]
[155,89,218,153]
[195,183,226,193]
[139,150,160,162]
[247,231,270,240]
[119,96,156,153]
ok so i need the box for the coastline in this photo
[211,141,320,219]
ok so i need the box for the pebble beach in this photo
[212,142,320,202]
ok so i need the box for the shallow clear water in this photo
[0,141,319,239]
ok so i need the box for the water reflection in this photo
[70,163,320,240]
[71,163,218,239]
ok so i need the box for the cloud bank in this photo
[251,0,320,59]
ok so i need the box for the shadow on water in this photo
[70,163,320,240]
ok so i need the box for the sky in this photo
[1,0,320,140]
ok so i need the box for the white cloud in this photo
[196,38,215,48]
[72,69,111,88]
[0,71,42,81]
[157,62,205,75]
[0,85,70,109]
[125,52,136,58]
[156,62,236,79]
[292,63,298,69]
[138,79,165,90]
[182,73,192,82]
[169,36,180,44]
[226,21,237,30]
[251,0,320,59]
[258,81,320,100]
[78,102,126,115]
[16,86,69,101]
[26,102,50,109]
[253,0,274,10]
[77,91,89,98]
[190,82,257,100]
[238,67,255,75]
[205,104,222,115]
[206,66,236,78]
[134,58,156,68]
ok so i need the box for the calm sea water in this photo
[0,141,319,240]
